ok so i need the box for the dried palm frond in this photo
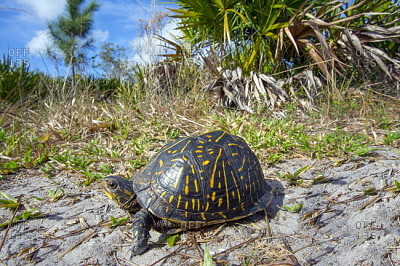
[337,27,400,81]
[203,67,323,113]
[277,1,399,82]
[204,67,255,113]
[155,34,186,61]
[277,8,347,80]
[284,70,323,107]
[144,62,178,95]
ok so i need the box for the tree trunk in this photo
[71,63,75,89]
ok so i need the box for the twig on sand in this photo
[175,114,206,128]
[191,234,204,257]
[359,195,382,210]
[213,234,268,258]
[22,238,49,261]
[51,220,110,239]
[149,239,191,266]
[387,252,396,266]
[114,254,138,266]
[56,230,97,260]
[282,238,301,265]
[0,203,20,253]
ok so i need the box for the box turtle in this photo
[103,130,273,255]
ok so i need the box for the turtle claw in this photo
[131,238,148,256]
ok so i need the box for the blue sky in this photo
[0,0,178,76]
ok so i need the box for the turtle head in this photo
[102,176,140,213]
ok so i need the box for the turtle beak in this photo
[103,186,115,200]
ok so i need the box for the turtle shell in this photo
[133,130,273,227]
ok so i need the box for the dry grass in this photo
[0,73,399,185]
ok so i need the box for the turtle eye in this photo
[108,180,118,189]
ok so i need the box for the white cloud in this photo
[100,0,162,27]
[161,20,182,39]
[91,30,110,44]
[16,0,65,20]
[27,29,109,58]
[26,29,53,56]
[129,19,182,65]
[20,0,108,58]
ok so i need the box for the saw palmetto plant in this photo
[162,0,399,112]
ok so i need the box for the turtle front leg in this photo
[131,209,154,256]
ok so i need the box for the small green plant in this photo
[278,166,310,185]
[108,215,129,227]
[353,147,377,157]
[81,140,103,155]
[81,171,103,186]
[363,187,377,195]
[47,187,65,201]
[0,191,19,209]
[280,203,303,213]
[377,117,392,130]
[166,128,180,139]
[23,149,33,164]
[392,180,400,193]
[34,144,52,165]
[129,158,147,169]
[109,149,122,158]
[130,133,153,156]
[0,208,42,228]
[265,153,283,164]
[295,133,312,151]
[202,244,215,266]
[166,233,180,247]
[383,130,400,145]
[39,162,56,174]
[98,162,113,174]
[312,175,330,185]
[51,151,93,171]
[22,146,50,166]
[242,253,255,266]
[0,160,20,172]
[0,128,6,142]
[313,130,371,158]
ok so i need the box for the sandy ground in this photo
[0,146,399,265]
